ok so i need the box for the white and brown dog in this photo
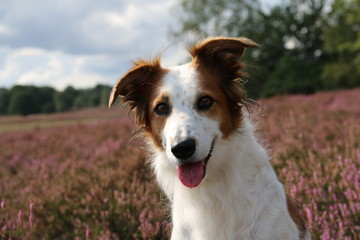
[109,37,310,240]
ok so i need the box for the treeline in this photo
[0,85,112,116]
[172,0,360,98]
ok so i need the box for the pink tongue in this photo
[177,161,205,188]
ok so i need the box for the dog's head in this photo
[109,37,258,188]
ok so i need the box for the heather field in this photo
[0,89,359,239]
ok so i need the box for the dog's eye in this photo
[154,102,170,116]
[197,96,214,110]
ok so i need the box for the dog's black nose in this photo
[171,138,196,160]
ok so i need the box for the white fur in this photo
[160,64,220,167]
[147,64,309,239]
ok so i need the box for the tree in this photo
[91,84,111,107]
[172,0,261,38]
[54,86,78,112]
[7,86,40,116]
[172,0,327,97]
[0,88,10,115]
[171,0,263,97]
[73,95,87,109]
[38,86,56,113]
[2,84,112,116]
[100,87,111,107]
[322,0,360,89]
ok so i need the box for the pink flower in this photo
[85,224,90,240]
[18,210,22,224]
[1,224,7,232]
[29,203,34,228]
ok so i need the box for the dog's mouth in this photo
[176,138,216,188]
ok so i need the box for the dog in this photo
[109,37,310,240]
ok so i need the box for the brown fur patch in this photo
[147,94,171,149]
[287,195,308,239]
[108,56,168,139]
[190,37,259,138]
[194,67,239,138]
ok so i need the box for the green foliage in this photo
[322,0,360,89]
[100,87,111,107]
[38,87,56,113]
[54,86,79,112]
[0,88,10,115]
[7,86,41,116]
[6,86,58,115]
[2,84,112,116]
[246,0,325,97]
[72,85,111,110]
[172,0,260,37]
[263,55,322,97]
[172,0,359,97]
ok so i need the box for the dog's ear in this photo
[108,59,164,108]
[108,58,166,130]
[190,37,259,129]
[189,37,259,83]
[190,37,259,62]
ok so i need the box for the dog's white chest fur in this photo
[155,119,300,240]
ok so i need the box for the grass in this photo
[1,88,359,239]
[0,108,121,133]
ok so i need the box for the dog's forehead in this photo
[161,63,199,102]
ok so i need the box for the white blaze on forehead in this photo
[162,63,198,101]
[161,63,199,145]
[159,63,221,165]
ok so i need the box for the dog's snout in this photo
[171,138,196,160]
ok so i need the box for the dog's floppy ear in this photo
[108,59,164,108]
[190,37,259,129]
[190,37,259,61]
[108,58,166,130]
[189,37,259,83]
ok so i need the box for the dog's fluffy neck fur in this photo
[151,117,302,239]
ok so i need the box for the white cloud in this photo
[0,0,193,90]
[0,24,14,35]
[51,73,107,90]
[0,0,178,54]
[0,61,16,81]
[0,47,125,90]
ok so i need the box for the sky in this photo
[0,0,190,90]
[0,0,279,91]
